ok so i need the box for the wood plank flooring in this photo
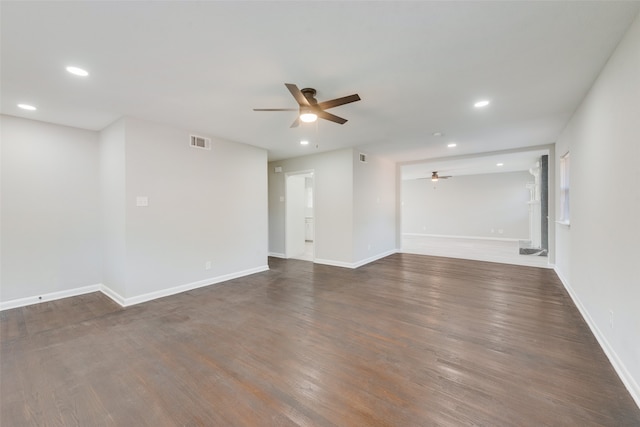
[1,254,638,426]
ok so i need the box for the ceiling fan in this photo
[253,83,361,128]
[430,171,452,182]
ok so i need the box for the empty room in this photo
[1,2,639,425]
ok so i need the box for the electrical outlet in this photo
[205,261,212,270]
[498,229,504,234]
[367,244,371,251]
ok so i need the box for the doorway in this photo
[399,149,550,267]
[285,171,314,261]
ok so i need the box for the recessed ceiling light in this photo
[474,100,490,108]
[17,103,37,111]
[497,163,504,166]
[432,132,444,137]
[66,66,89,77]
[447,143,457,148]
[300,140,309,145]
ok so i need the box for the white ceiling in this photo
[401,148,549,181]
[1,1,638,163]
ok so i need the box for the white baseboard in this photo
[403,233,523,242]
[1,265,270,311]
[313,258,353,268]
[268,252,286,259]
[554,266,640,409]
[400,249,552,269]
[99,284,126,307]
[0,284,102,311]
[315,249,398,269]
[352,249,398,268]
[117,265,270,307]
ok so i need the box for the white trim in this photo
[400,249,553,269]
[554,266,640,409]
[352,249,398,268]
[0,283,102,311]
[315,249,398,269]
[402,233,523,242]
[313,258,354,269]
[99,284,126,307]
[0,265,270,311]
[119,265,269,307]
[268,252,286,259]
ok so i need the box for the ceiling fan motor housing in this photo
[301,88,317,104]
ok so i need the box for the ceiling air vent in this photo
[190,135,211,150]
[359,153,367,163]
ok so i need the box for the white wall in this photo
[99,118,127,297]
[1,115,102,301]
[269,149,353,264]
[555,14,640,405]
[122,118,268,299]
[1,115,268,307]
[304,177,314,219]
[352,151,397,263]
[268,148,397,267]
[402,171,531,239]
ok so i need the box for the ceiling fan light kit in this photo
[254,83,360,128]
[299,108,318,123]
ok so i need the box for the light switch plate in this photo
[136,196,148,207]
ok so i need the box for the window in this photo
[559,152,570,224]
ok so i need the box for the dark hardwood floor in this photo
[2,254,639,426]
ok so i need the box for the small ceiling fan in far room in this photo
[253,83,361,128]
[429,171,452,182]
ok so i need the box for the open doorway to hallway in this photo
[285,171,314,261]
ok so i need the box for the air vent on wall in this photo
[359,153,367,163]
[190,135,211,150]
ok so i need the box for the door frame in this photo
[285,169,315,260]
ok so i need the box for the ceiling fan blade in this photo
[285,83,310,107]
[253,108,297,111]
[317,110,347,125]
[317,94,361,110]
[290,117,300,128]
